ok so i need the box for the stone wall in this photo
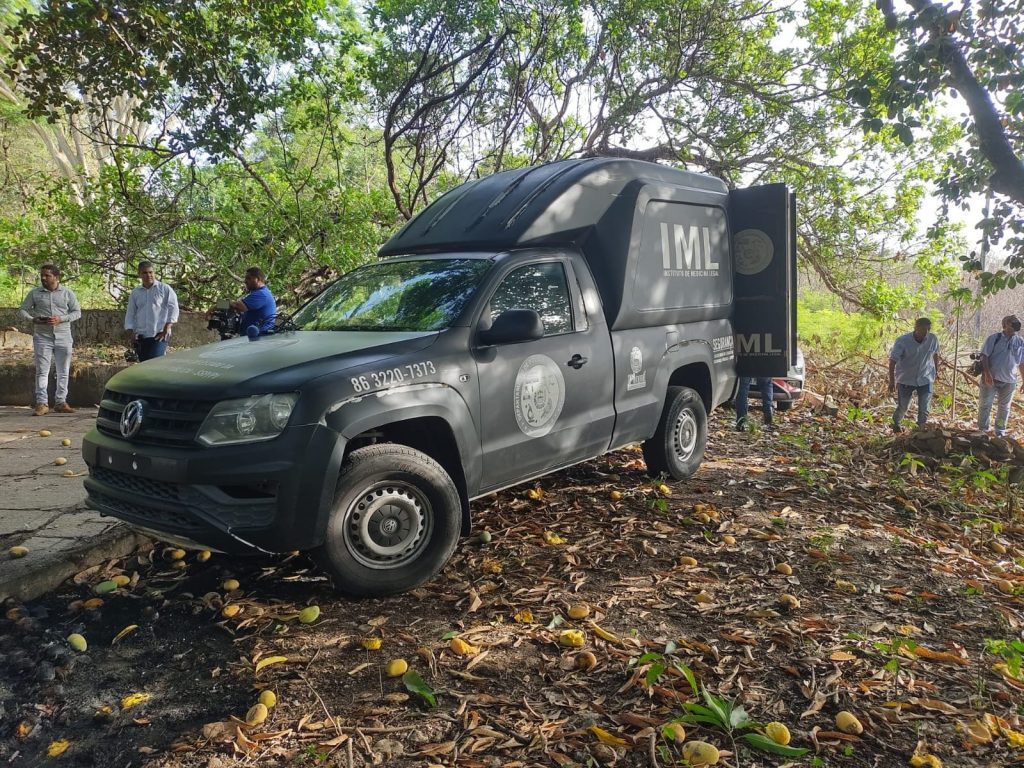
[0,308,218,348]
[0,361,127,407]
[0,309,219,406]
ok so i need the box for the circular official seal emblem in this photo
[120,400,146,439]
[630,346,643,375]
[513,355,565,438]
[734,229,774,275]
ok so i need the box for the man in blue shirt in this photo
[227,267,277,335]
[978,315,1024,436]
[888,317,939,433]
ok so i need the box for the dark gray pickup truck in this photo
[82,158,795,596]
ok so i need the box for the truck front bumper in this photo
[81,424,344,554]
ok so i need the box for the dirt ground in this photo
[3,385,1024,768]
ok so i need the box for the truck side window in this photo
[489,263,572,336]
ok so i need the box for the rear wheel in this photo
[314,444,461,597]
[643,386,707,480]
[776,400,793,412]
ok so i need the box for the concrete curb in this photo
[0,522,152,603]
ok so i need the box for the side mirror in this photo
[479,309,545,346]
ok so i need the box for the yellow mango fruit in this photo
[54,457,67,466]
[8,546,28,559]
[994,578,1016,595]
[663,722,686,743]
[559,629,585,648]
[196,550,212,562]
[775,562,793,575]
[222,578,240,591]
[385,659,409,677]
[221,604,241,618]
[681,740,720,765]
[245,703,268,726]
[258,690,277,708]
[67,633,87,652]
[567,603,590,620]
[765,722,791,745]
[576,651,597,671]
[835,711,863,735]
[298,605,320,624]
[449,637,479,656]
[778,593,801,610]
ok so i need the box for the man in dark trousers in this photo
[124,260,180,361]
[735,376,774,431]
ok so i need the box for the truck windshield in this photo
[292,258,492,332]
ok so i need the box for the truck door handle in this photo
[567,354,588,369]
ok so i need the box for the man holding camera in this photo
[124,261,179,361]
[222,267,277,335]
[977,315,1024,437]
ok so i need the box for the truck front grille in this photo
[96,389,215,446]
[91,466,180,502]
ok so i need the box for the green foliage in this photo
[401,669,437,708]
[673,663,810,759]
[985,639,1024,680]
[8,0,331,158]
[797,290,890,357]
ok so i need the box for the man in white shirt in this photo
[888,317,940,433]
[124,261,180,361]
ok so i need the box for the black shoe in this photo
[891,423,903,434]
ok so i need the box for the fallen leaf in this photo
[121,693,151,710]
[255,655,289,673]
[589,725,631,747]
[47,739,71,757]
[111,624,139,645]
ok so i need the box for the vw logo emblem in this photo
[120,400,146,439]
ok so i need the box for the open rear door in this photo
[728,184,796,377]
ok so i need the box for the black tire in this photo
[642,386,707,480]
[776,400,793,412]
[313,444,461,598]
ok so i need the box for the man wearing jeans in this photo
[735,376,774,431]
[888,317,939,433]
[978,315,1024,437]
[124,260,179,361]
[18,263,82,415]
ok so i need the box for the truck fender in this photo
[321,382,479,534]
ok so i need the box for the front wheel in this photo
[642,386,707,480]
[314,444,462,598]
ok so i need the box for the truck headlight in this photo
[197,394,298,446]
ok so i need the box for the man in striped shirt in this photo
[124,260,180,361]
[18,263,82,415]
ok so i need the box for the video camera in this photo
[207,300,242,340]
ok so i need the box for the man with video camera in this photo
[209,266,277,339]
